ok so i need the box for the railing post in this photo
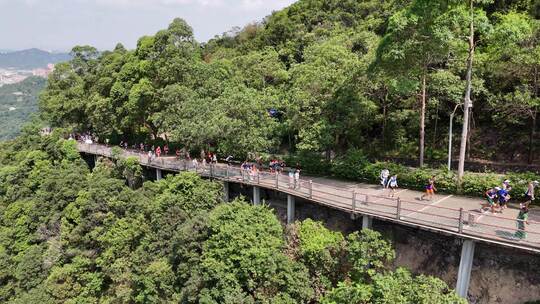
[183,159,187,171]
[257,171,260,184]
[365,194,369,205]
[309,180,313,199]
[458,208,464,234]
[275,172,279,189]
[396,198,401,220]
[226,166,230,180]
[352,191,356,213]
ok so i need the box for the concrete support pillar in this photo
[156,168,163,181]
[362,215,372,229]
[287,194,295,224]
[223,181,229,202]
[456,240,475,298]
[253,186,261,205]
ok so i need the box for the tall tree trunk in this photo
[530,114,537,164]
[458,0,475,182]
[382,92,388,148]
[530,66,539,164]
[432,101,440,156]
[419,73,427,167]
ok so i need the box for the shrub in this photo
[331,149,369,180]
[460,172,502,197]
[284,152,331,176]
[296,219,345,288]
[362,161,409,184]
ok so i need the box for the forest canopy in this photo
[39,0,540,166]
[0,126,465,303]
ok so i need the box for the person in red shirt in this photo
[156,146,162,158]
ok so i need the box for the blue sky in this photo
[1,0,297,51]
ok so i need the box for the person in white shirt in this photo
[380,169,390,189]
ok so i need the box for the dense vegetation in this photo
[0,76,46,141]
[0,49,71,69]
[0,128,464,303]
[40,0,539,167]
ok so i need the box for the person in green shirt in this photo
[514,206,529,240]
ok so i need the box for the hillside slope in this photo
[0,76,46,140]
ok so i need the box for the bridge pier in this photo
[223,181,229,202]
[287,194,295,224]
[362,215,372,229]
[456,239,475,298]
[156,168,163,181]
[253,186,261,205]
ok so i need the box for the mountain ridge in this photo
[0,48,71,69]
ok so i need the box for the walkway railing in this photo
[78,142,540,252]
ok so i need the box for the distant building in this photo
[32,63,54,77]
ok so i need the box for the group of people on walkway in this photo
[380,167,537,241]
[480,180,538,240]
[481,180,513,214]
[481,180,538,214]
[379,168,399,198]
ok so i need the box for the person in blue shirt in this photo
[497,186,510,213]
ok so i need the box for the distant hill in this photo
[0,76,46,141]
[0,48,71,69]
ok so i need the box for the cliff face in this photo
[373,220,540,304]
[244,185,540,304]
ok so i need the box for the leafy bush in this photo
[461,172,502,197]
[285,151,331,175]
[346,229,395,280]
[296,219,345,288]
[322,268,465,304]
[331,149,369,180]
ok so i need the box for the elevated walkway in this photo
[77,142,540,254]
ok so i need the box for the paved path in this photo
[78,142,540,253]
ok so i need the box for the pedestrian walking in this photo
[164,144,169,155]
[288,170,294,189]
[200,149,206,160]
[497,186,510,212]
[294,168,300,189]
[156,146,162,158]
[514,205,530,240]
[481,187,499,214]
[225,155,233,166]
[420,176,437,201]
[524,181,539,207]
[387,174,398,197]
[380,168,390,189]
